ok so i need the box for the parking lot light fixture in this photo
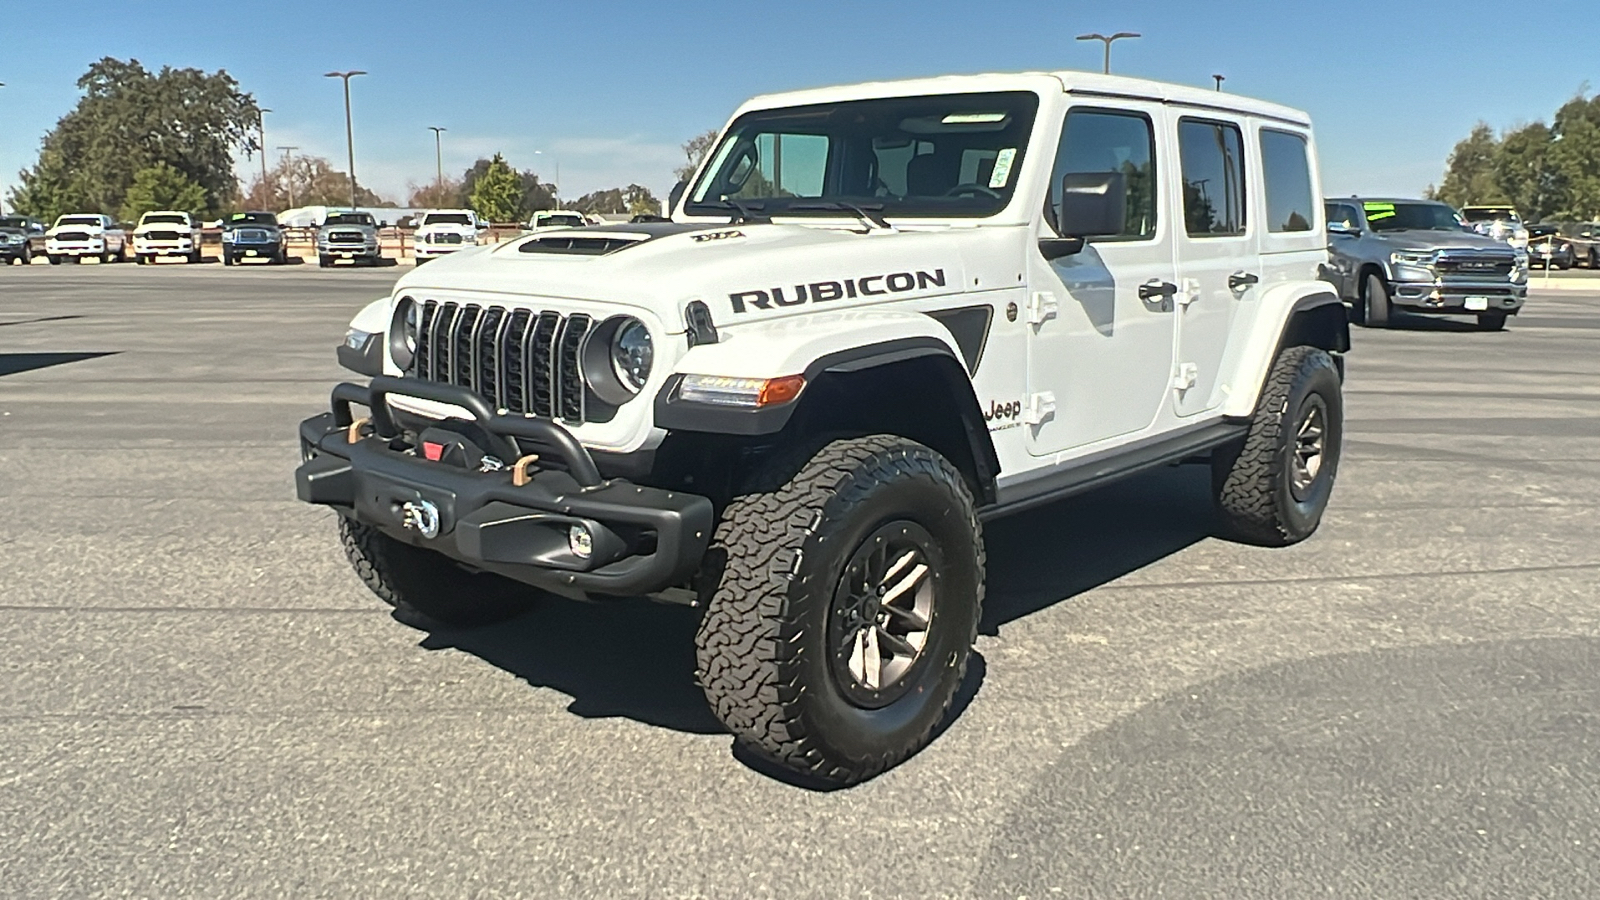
[1213,74,1225,91]
[1076,32,1141,74]
[428,126,446,196]
[257,108,272,207]
[324,71,367,209]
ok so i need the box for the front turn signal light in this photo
[679,374,807,408]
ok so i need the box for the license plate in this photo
[340,252,354,259]
[1465,296,1490,311]
[246,250,258,257]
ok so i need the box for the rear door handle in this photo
[1228,271,1260,291]
[1138,279,1178,301]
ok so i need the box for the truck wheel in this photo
[1477,311,1508,331]
[695,435,984,786]
[318,255,332,268]
[338,517,537,629]
[136,254,148,265]
[1213,346,1342,547]
[222,252,234,266]
[1361,272,1390,327]
[189,249,203,264]
[48,255,61,265]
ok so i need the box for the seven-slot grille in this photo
[410,300,594,423]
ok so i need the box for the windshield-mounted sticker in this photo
[1363,202,1396,222]
[989,148,1017,189]
[943,112,1008,124]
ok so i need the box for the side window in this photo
[1049,108,1157,240]
[1260,129,1314,233]
[1177,118,1246,237]
[1324,203,1360,230]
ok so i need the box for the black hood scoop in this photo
[515,222,727,257]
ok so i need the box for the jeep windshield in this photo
[1364,202,1466,233]
[686,91,1040,220]
[422,213,473,226]
[229,212,278,227]
[325,214,375,227]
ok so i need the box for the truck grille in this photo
[328,231,366,245]
[1436,250,1515,279]
[235,228,272,242]
[410,300,593,424]
[427,232,463,245]
[145,230,182,241]
[55,231,90,242]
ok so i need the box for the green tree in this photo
[1548,94,1600,220]
[468,154,523,222]
[7,57,259,221]
[674,129,720,185]
[120,163,207,221]
[458,157,555,215]
[1432,123,1504,208]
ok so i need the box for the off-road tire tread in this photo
[695,435,984,785]
[338,517,533,629]
[1214,346,1337,546]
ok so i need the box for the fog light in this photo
[568,524,593,559]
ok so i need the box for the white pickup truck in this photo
[296,70,1348,786]
[413,209,486,264]
[132,210,203,264]
[46,214,128,264]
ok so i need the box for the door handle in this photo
[1228,271,1260,291]
[1138,279,1178,301]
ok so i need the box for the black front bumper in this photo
[295,376,714,600]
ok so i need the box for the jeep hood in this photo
[1373,230,1512,253]
[391,222,974,331]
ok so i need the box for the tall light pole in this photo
[1076,32,1141,74]
[535,150,559,209]
[324,70,366,209]
[1213,74,1225,92]
[278,146,299,209]
[256,107,272,208]
[428,126,446,199]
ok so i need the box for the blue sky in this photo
[4,0,1596,207]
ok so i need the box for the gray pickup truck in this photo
[317,211,383,268]
[1324,198,1527,331]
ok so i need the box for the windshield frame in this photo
[57,216,103,227]
[141,213,189,225]
[229,212,278,227]
[324,213,376,227]
[423,213,474,226]
[683,90,1043,222]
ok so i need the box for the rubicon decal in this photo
[730,269,947,313]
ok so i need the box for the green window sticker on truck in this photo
[1363,201,1397,222]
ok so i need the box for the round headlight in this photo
[610,319,653,393]
[389,296,419,370]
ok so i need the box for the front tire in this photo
[318,254,332,268]
[1212,346,1343,547]
[1362,272,1391,327]
[48,254,61,265]
[1477,311,1508,331]
[696,435,984,786]
[338,517,537,629]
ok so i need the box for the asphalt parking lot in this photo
[3,264,1598,899]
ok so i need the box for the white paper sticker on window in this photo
[989,148,1017,189]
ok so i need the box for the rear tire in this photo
[338,517,537,629]
[1477,311,1508,331]
[695,435,984,786]
[1212,346,1343,547]
[1362,272,1391,327]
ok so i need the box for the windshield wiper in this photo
[783,201,892,231]
[699,199,770,224]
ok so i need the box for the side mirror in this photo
[668,180,687,213]
[1328,222,1360,237]
[1041,171,1125,260]
[1057,171,1127,238]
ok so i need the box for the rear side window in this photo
[1260,130,1315,233]
[1049,108,1157,240]
[1177,118,1246,237]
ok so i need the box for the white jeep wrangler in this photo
[297,71,1348,785]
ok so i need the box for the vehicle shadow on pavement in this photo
[980,463,1216,634]
[417,598,727,734]
[0,351,117,377]
[1366,313,1483,333]
[974,637,1600,899]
